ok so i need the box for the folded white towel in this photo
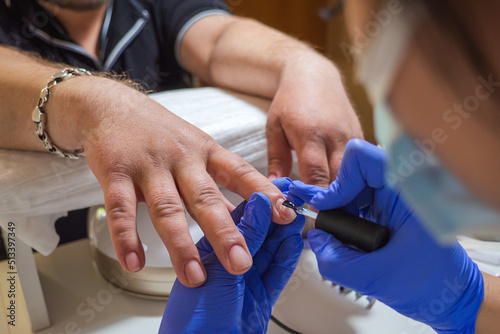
[0,88,270,255]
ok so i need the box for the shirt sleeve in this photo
[0,1,18,46]
[158,0,231,69]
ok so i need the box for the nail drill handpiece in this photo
[283,200,389,252]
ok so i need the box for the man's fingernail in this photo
[185,260,206,286]
[269,174,277,181]
[229,245,252,272]
[277,198,296,221]
[125,252,141,272]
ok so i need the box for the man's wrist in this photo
[43,75,129,153]
[279,50,342,88]
[33,68,92,158]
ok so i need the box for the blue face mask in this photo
[374,102,500,241]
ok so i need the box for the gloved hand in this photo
[159,178,305,334]
[289,139,484,334]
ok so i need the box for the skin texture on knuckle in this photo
[303,125,328,145]
[105,170,136,189]
[228,157,260,183]
[265,115,285,137]
[87,146,135,180]
[105,204,136,225]
[210,223,244,250]
[106,209,139,253]
[299,151,330,183]
[304,166,330,186]
[103,190,138,252]
[166,237,198,261]
[268,156,289,168]
[109,221,138,247]
[189,184,224,213]
[209,151,267,191]
[147,193,185,220]
[171,131,219,167]
[142,125,217,173]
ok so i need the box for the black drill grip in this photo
[315,209,389,253]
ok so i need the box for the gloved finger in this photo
[230,200,247,225]
[310,139,387,210]
[289,180,371,215]
[102,178,145,273]
[272,177,293,193]
[308,229,364,258]
[288,180,324,204]
[237,193,273,256]
[341,202,361,216]
[350,186,375,211]
[286,192,305,208]
[296,140,331,188]
[262,234,304,306]
[195,236,214,258]
[253,216,305,277]
[308,229,364,283]
[284,183,305,208]
[272,177,305,219]
[266,114,293,181]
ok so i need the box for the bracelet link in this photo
[33,67,92,159]
[38,87,49,107]
[32,106,43,123]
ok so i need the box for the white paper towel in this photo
[0,87,270,255]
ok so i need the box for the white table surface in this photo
[1,238,449,334]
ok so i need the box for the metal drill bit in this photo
[282,200,318,220]
[282,200,297,210]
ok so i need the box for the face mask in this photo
[354,3,500,241]
[376,103,500,241]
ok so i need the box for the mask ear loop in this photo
[354,2,427,105]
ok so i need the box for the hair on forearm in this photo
[92,71,151,94]
[1,45,150,94]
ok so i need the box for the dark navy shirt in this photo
[0,0,230,91]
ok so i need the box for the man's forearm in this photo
[180,16,339,99]
[0,46,140,153]
[0,46,63,151]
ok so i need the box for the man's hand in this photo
[48,76,296,288]
[180,16,363,188]
[266,57,363,187]
[0,46,295,288]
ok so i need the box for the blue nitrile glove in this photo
[289,139,484,334]
[159,178,305,334]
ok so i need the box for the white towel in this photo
[0,88,270,255]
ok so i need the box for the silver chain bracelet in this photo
[32,67,92,159]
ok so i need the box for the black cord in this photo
[270,315,303,334]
